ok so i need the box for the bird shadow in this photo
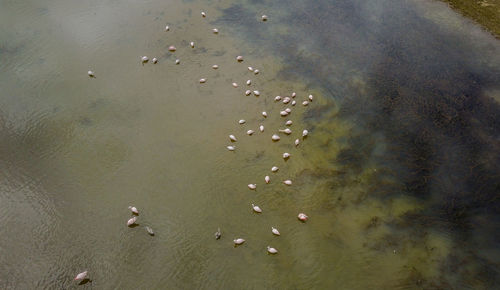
[128,223,140,228]
[78,278,92,285]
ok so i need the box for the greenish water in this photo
[0,0,499,289]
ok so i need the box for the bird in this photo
[212,64,219,69]
[291,92,297,98]
[274,96,282,101]
[190,41,194,48]
[248,66,254,71]
[298,213,308,221]
[254,69,260,74]
[262,15,268,21]
[201,11,206,17]
[245,90,251,96]
[239,120,246,124]
[262,111,267,117]
[212,28,219,34]
[215,228,221,240]
[87,71,95,77]
[283,180,292,185]
[128,206,139,215]
[141,56,149,63]
[168,45,176,52]
[271,227,280,236]
[248,184,256,190]
[74,271,88,281]
[271,166,279,172]
[127,217,137,226]
[145,226,154,236]
[253,90,260,96]
[285,108,292,113]
[302,101,309,106]
[283,97,291,104]
[283,153,290,159]
[285,120,293,126]
[295,139,300,146]
[280,111,288,116]
[234,238,245,245]
[229,135,237,142]
[236,55,243,62]
[259,125,264,132]
[232,82,238,88]
[267,246,278,254]
[246,80,251,85]
[199,78,207,83]
[175,59,180,65]
[302,130,309,137]
[308,94,314,101]
[152,58,158,64]
[165,25,170,31]
[227,146,235,151]
[291,100,296,106]
[265,176,270,184]
[247,130,254,135]
[252,204,262,213]
[279,128,292,134]
[272,134,280,141]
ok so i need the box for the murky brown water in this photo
[1,0,499,289]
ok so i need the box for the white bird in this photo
[262,111,267,118]
[141,56,149,63]
[253,90,260,96]
[248,66,254,71]
[285,120,293,126]
[302,101,309,106]
[248,184,256,190]
[245,90,251,96]
[279,128,292,135]
[127,216,137,226]
[291,92,296,98]
[247,130,254,135]
[295,139,300,146]
[227,146,235,151]
[229,135,237,142]
[272,134,280,141]
[128,206,139,215]
[298,213,308,221]
[145,226,154,236]
[201,11,206,17]
[212,64,219,69]
[252,203,262,213]
[265,176,270,184]
[165,25,170,31]
[232,82,239,88]
[254,69,259,74]
[302,129,309,137]
[280,111,288,116]
[215,228,221,240]
[308,94,314,101]
[271,227,280,236]
[246,80,251,85]
[274,96,282,102]
[283,97,291,104]
[267,246,278,254]
[190,41,195,48]
[74,271,88,281]
[169,45,176,52]
[199,78,207,83]
[212,28,219,34]
[262,15,268,21]
[283,180,292,185]
[271,166,279,172]
[152,58,158,64]
[285,108,292,113]
[291,100,296,106]
[283,153,290,159]
[87,70,95,77]
[259,125,264,132]
[234,238,245,245]
[239,120,246,124]
[236,55,243,62]
[175,59,180,65]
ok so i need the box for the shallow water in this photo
[0,0,499,289]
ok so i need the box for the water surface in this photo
[0,0,499,289]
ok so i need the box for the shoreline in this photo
[441,0,500,38]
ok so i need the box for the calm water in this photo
[1,0,499,289]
